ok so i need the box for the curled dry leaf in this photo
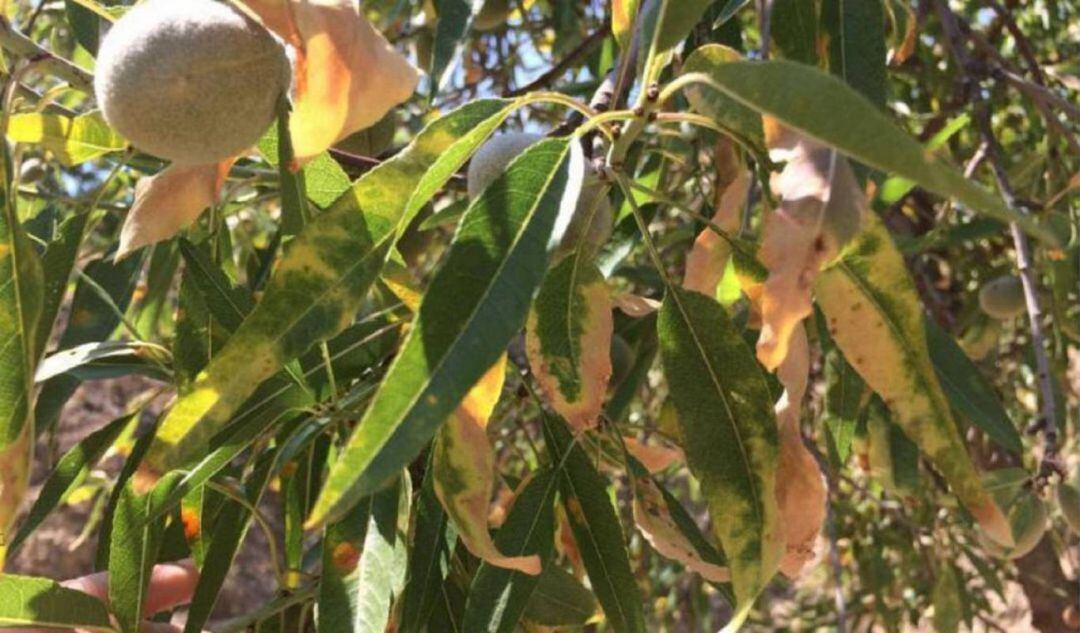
[432,355,541,576]
[631,473,730,584]
[684,139,750,297]
[117,160,233,260]
[623,436,684,473]
[613,292,660,318]
[772,326,826,578]
[757,121,865,370]
[240,0,420,164]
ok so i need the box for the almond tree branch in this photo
[506,22,611,97]
[933,0,1061,483]
[0,16,94,94]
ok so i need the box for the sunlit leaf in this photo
[137,100,519,486]
[815,212,1012,545]
[117,161,232,260]
[684,168,750,297]
[526,254,613,432]
[0,144,43,561]
[241,0,420,163]
[679,50,1054,242]
[757,125,865,370]
[6,112,126,165]
[0,575,115,631]
[308,138,584,527]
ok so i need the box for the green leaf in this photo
[771,0,819,66]
[523,564,598,627]
[318,474,411,633]
[108,472,185,633]
[6,113,126,165]
[815,212,1011,544]
[257,126,351,211]
[399,455,456,633]
[273,104,311,236]
[0,575,115,631]
[821,0,887,108]
[429,0,476,97]
[0,143,43,557]
[681,46,764,152]
[36,212,88,361]
[651,0,714,55]
[816,307,866,467]
[925,319,1022,454]
[679,51,1054,242]
[8,412,136,555]
[183,453,279,633]
[462,469,559,633]
[35,340,170,383]
[657,288,781,619]
[542,416,646,633]
[308,137,584,526]
[65,0,101,55]
[141,99,521,480]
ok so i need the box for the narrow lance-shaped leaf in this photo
[543,415,647,633]
[658,288,782,622]
[821,0,887,109]
[433,355,541,574]
[137,99,520,487]
[526,254,613,432]
[0,143,44,561]
[8,413,136,555]
[108,472,185,633]
[757,124,866,371]
[522,564,598,627]
[308,137,584,527]
[684,145,750,297]
[0,575,115,632]
[462,470,560,633]
[399,453,457,633]
[36,212,89,361]
[429,0,480,97]
[815,212,1012,545]
[318,474,411,633]
[680,49,1054,242]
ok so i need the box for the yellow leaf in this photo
[432,355,542,575]
[816,212,1013,546]
[6,112,127,166]
[117,160,233,260]
[757,123,865,370]
[241,0,420,163]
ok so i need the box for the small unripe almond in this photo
[95,0,291,165]
[978,275,1026,320]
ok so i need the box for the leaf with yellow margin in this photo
[757,123,865,371]
[116,160,233,260]
[526,254,613,432]
[240,0,420,163]
[815,212,1013,546]
[433,355,540,575]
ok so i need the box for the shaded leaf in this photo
[0,575,115,631]
[8,413,136,555]
[462,470,559,633]
[815,212,1012,545]
[658,288,781,619]
[679,50,1053,241]
[526,254,613,432]
[36,212,89,361]
[399,454,457,633]
[543,416,647,633]
[821,0,887,108]
[308,138,584,526]
[6,112,125,165]
[925,320,1022,454]
[522,564,598,627]
[684,168,750,297]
